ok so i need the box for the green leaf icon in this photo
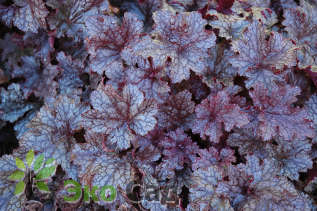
[14,180,25,196]
[15,157,26,171]
[8,170,25,181]
[35,165,57,180]
[33,154,44,172]
[35,181,50,193]
[45,158,55,165]
[26,150,34,168]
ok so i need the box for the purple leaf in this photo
[189,165,228,211]
[0,83,34,123]
[191,89,249,143]
[12,56,59,98]
[274,138,313,180]
[82,84,158,150]
[56,51,85,96]
[46,0,109,40]
[158,90,195,131]
[1,0,49,33]
[71,143,132,207]
[282,1,317,70]
[158,128,199,172]
[85,12,143,75]
[192,147,236,170]
[230,20,297,88]
[153,10,216,83]
[249,83,315,141]
[217,155,312,210]
[121,54,170,103]
[19,95,89,179]
[126,10,216,83]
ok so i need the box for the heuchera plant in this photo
[0,0,317,210]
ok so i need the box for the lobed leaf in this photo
[158,128,199,173]
[216,155,313,210]
[0,83,35,123]
[188,165,227,210]
[230,20,297,89]
[83,84,158,150]
[71,143,132,207]
[249,83,315,141]
[20,95,89,179]
[12,56,59,98]
[282,1,317,70]
[191,89,249,143]
[85,12,143,75]
[274,139,313,180]
[46,0,109,40]
[0,0,49,33]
